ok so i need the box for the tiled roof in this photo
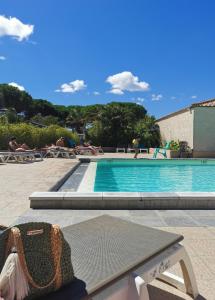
[157,97,215,122]
[191,98,215,107]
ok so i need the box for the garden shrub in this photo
[0,123,79,149]
[170,140,180,150]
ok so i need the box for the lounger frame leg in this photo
[158,246,199,298]
[91,273,149,300]
[134,275,150,300]
[135,243,199,299]
[5,155,10,162]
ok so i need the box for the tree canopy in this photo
[0,83,160,147]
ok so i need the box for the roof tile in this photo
[191,98,215,107]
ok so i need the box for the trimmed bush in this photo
[0,123,79,149]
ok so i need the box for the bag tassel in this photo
[0,250,29,300]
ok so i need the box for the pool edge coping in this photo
[29,191,215,209]
[30,158,215,209]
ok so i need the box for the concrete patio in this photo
[0,156,214,299]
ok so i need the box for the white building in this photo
[156,98,215,158]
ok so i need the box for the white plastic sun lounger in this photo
[52,215,199,300]
[0,151,33,162]
[139,148,148,153]
[77,147,103,155]
[44,149,75,159]
[27,151,43,161]
[127,148,149,153]
[116,147,126,153]
[0,151,43,162]
[127,147,136,153]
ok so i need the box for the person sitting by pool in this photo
[55,137,76,155]
[132,137,140,159]
[56,137,66,148]
[8,137,35,152]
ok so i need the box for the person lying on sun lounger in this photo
[84,141,103,154]
[75,141,103,155]
[8,137,35,152]
[55,137,75,155]
[40,144,58,151]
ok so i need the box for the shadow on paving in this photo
[37,279,206,300]
[148,284,206,300]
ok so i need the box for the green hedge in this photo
[0,123,79,150]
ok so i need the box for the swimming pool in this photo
[94,159,215,192]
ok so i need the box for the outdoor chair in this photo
[44,148,75,159]
[116,146,126,153]
[39,215,199,300]
[139,144,149,153]
[127,144,148,154]
[0,216,199,299]
[0,151,41,163]
[23,150,43,161]
[96,147,104,154]
[127,148,135,153]
[153,141,171,158]
[0,155,4,163]
[76,146,103,155]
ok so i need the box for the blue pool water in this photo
[94,159,215,192]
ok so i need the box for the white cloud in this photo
[8,82,25,91]
[93,91,100,95]
[191,95,197,99]
[136,97,144,102]
[132,97,145,103]
[106,71,150,94]
[0,15,34,41]
[109,88,124,95]
[55,80,87,93]
[152,94,163,101]
[132,97,145,105]
[0,55,6,60]
[171,96,176,100]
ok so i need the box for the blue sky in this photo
[0,0,215,118]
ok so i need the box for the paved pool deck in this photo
[0,158,79,225]
[0,155,215,299]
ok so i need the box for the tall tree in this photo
[87,102,147,146]
[66,106,86,133]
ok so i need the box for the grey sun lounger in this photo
[52,215,199,300]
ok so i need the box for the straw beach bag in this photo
[0,222,74,300]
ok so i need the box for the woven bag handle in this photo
[9,224,62,290]
[0,224,8,231]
